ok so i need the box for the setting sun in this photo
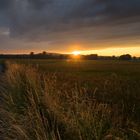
[72,51,81,56]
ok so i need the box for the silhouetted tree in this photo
[85,54,98,60]
[30,52,35,59]
[112,55,117,60]
[119,54,132,60]
[30,52,34,56]
[42,51,47,55]
[133,56,137,60]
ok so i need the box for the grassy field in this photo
[0,59,140,140]
[14,59,140,76]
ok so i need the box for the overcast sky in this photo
[0,0,140,55]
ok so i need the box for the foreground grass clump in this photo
[0,62,59,140]
[0,61,140,140]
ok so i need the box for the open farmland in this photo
[15,59,140,76]
[0,60,140,140]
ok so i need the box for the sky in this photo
[0,0,140,56]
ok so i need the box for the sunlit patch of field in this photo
[0,60,140,140]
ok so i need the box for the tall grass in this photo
[0,61,140,140]
[0,62,59,140]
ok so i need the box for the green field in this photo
[15,59,140,76]
[0,59,140,140]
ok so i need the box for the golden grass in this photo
[0,61,140,140]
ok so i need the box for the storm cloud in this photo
[0,0,140,53]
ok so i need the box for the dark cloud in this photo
[28,0,52,10]
[0,1,139,30]
[8,0,140,38]
[0,0,12,10]
[0,0,140,52]
[101,0,140,18]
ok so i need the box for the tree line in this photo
[0,51,139,61]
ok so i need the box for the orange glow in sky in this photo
[80,46,140,56]
[1,44,140,57]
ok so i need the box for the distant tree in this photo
[30,52,34,55]
[42,51,47,55]
[119,54,132,60]
[30,52,35,59]
[133,56,137,60]
[112,55,117,60]
[85,54,98,60]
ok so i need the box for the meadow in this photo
[0,59,140,140]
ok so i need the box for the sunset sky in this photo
[0,0,140,56]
